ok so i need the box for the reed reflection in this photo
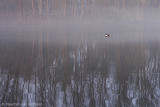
[0,26,160,107]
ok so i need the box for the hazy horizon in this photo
[0,0,160,24]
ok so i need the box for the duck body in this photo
[105,34,110,37]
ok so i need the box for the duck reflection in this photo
[0,27,160,107]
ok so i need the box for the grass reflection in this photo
[0,26,160,106]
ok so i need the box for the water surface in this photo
[0,23,160,107]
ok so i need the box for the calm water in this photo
[0,23,160,107]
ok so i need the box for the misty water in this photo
[0,22,160,107]
[1,1,160,106]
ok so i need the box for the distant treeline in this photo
[0,0,160,23]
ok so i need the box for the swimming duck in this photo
[105,34,110,37]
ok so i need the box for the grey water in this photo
[0,22,160,107]
[1,1,160,106]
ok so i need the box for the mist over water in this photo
[1,0,160,107]
[1,0,160,24]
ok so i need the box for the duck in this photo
[105,34,110,37]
